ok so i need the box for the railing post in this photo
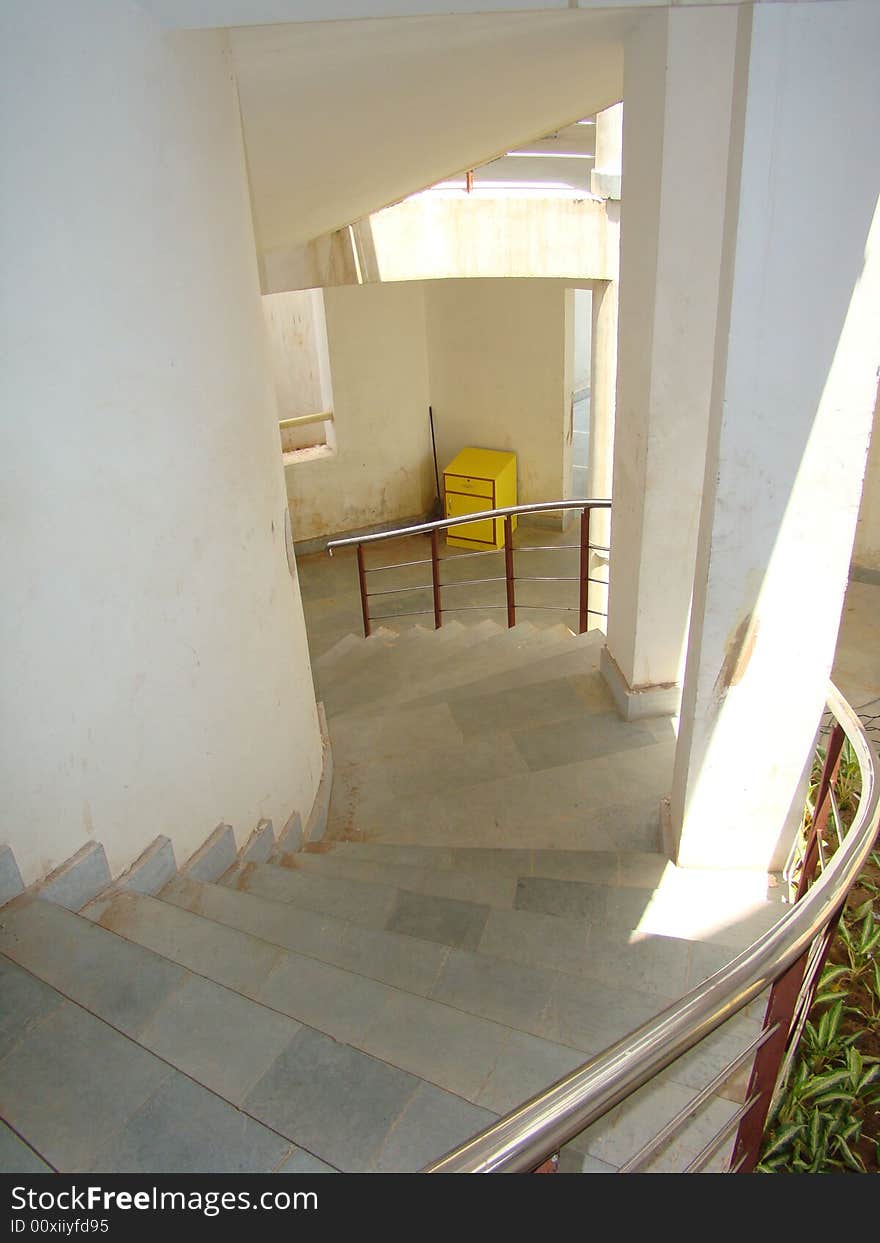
[578,507,591,634]
[356,543,371,638]
[504,514,515,629]
[430,529,442,630]
[797,723,845,899]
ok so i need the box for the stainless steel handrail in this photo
[425,682,879,1172]
[326,499,611,553]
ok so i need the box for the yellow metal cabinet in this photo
[443,447,517,549]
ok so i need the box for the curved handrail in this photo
[326,499,611,552]
[425,682,880,1172]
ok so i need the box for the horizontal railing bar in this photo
[369,609,436,621]
[364,558,433,572]
[424,682,880,1172]
[618,1024,779,1174]
[438,548,503,562]
[327,500,611,552]
[278,411,333,430]
[514,575,579,583]
[512,605,577,612]
[438,577,506,589]
[683,1093,761,1174]
[587,577,609,588]
[514,544,580,552]
[439,605,509,613]
[365,583,431,598]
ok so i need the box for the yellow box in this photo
[443,447,517,549]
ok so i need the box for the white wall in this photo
[0,2,322,885]
[853,388,880,572]
[285,282,435,542]
[425,279,570,514]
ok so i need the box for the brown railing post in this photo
[430,529,442,630]
[504,514,516,628]
[731,720,848,1172]
[578,506,591,634]
[356,543,371,638]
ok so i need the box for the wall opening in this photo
[262,288,336,462]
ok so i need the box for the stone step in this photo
[322,619,515,717]
[315,622,455,699]
[79,886,592,1120]
[327,743,667,852]
[313,625,401,694]
[154,878,767,1174]
[158,873,703,1054]
[325,621,579,719]
[220,860,748,997]
[0,927,307,1174]
[1,896,499,1173]
[373,625,600,716]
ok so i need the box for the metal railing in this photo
[326,500,611,638]
[423,683,879,1173]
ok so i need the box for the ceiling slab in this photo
[231,9,627,251]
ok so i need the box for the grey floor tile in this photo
[429,948,553,1032]
[511,712,657,772]
[0,899,186,1038]
[514,876,608,921]
[138,975,301,1104]
[530,850,619,885]
[478,907,591,978]
[359,991,510,1101]
[88,1073,289,1173]
[256,955,394,1046]
[448,678,593,739]
[244,1027,418,1172]
[476,1031,585,1115]
[385,890,489,951]
[557,1148,618,1174]
[241,866,397,930]
[582,930,692,999]
[541,974,665,1053]
[93,892,284,998]
[167,879,350,965]
[0,1121,53,1173]
[450,847,534,875]
[333,922,450,995]
[0,954,64,1061]
[370,1082,497,1172]
[0,1000,171,1171]
[276,1147,339,1174]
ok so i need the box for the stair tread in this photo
[0,940,297,1174]
[324,622,585,717]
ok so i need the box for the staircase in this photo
[0,621,785,1174]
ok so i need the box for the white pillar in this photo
[672,0,880,871]
[591,103,623,202]
[602,4,740,719]
[0,1,324,884]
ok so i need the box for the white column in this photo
[672,0,880,871]
[602,4,740,720]
[591,103,622,202]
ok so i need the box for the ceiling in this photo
[229,9,628,253]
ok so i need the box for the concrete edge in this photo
[116,835,178,896]
[181,823,237,883]
[303,702,334,846]
[35,841,112,912]
[240,818,276,866]
[0,845,25,907]
[600,645,681,722]
[272,808,304,861]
